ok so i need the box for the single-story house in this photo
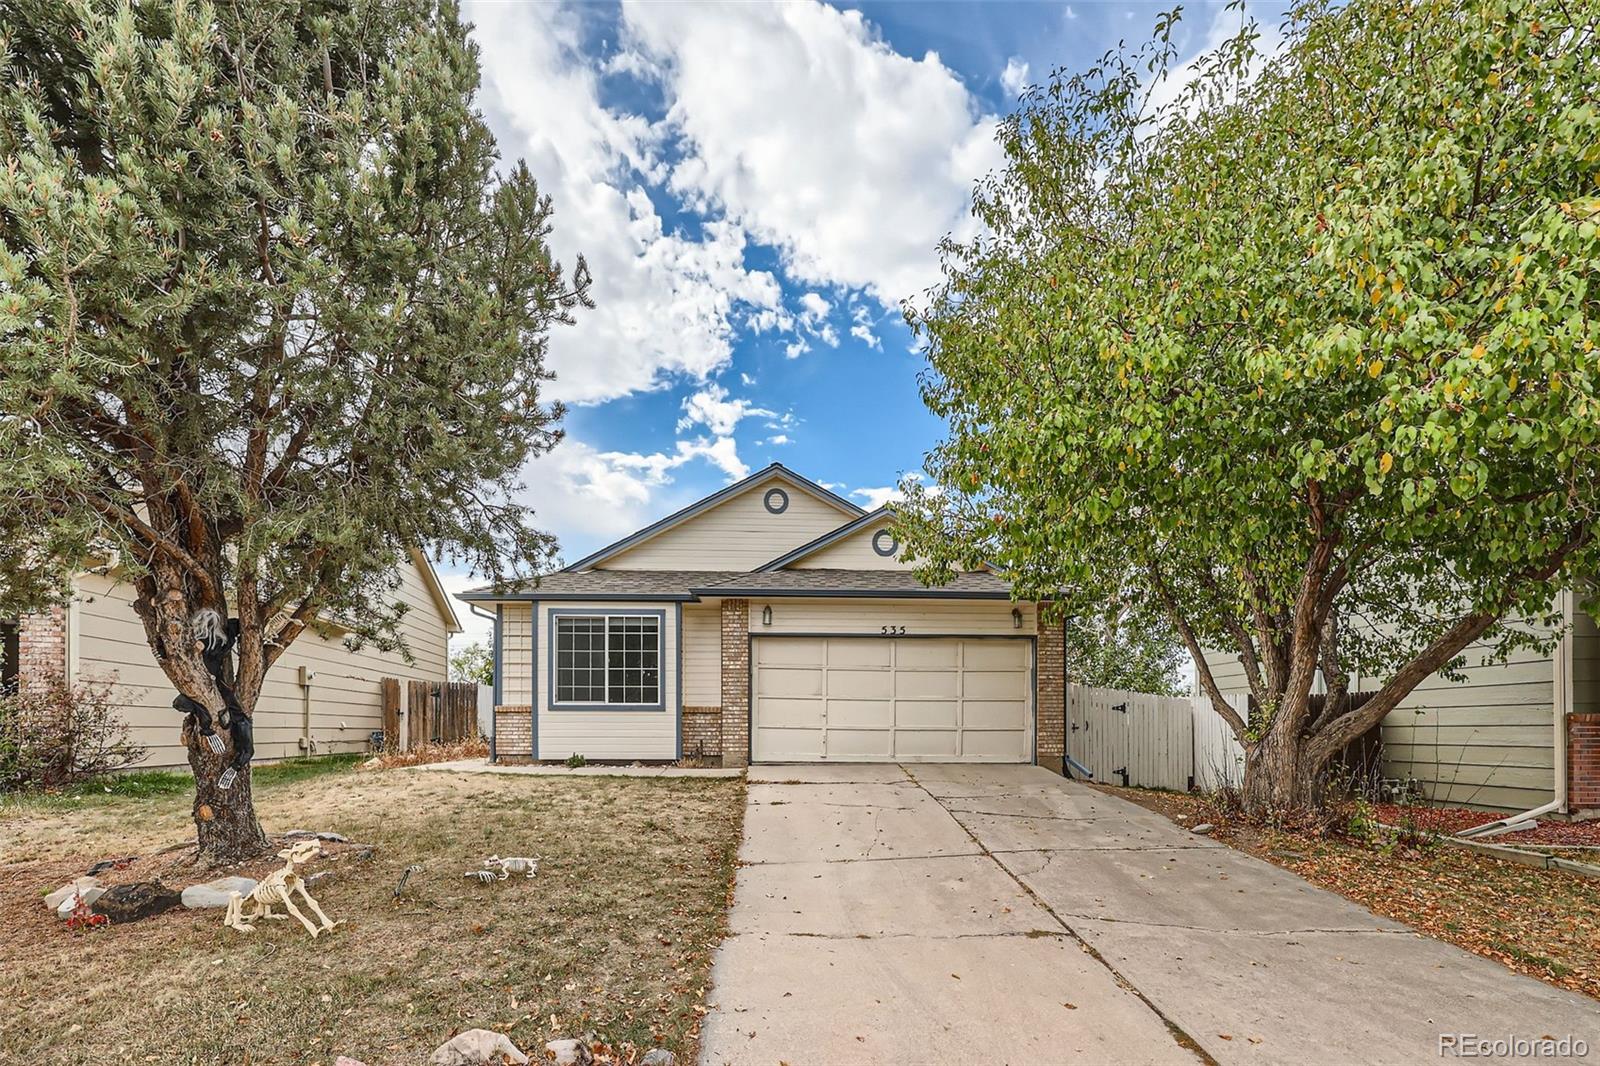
[2,550,461,769]
[460,464,1065,770]
[1199,600,1600,816]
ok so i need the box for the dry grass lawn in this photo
[0,763,746,1065]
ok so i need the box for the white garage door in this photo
[752,637,1032,763]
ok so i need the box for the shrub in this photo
[565,753,587,769]
[0,677,147,791]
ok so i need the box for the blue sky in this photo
[445,0,1251,645]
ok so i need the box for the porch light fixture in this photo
[1011,607,1022,629]
[762,605,773,626]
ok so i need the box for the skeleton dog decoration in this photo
[170,609,255,788]
[483,855,539,880]
[224,840,339,938]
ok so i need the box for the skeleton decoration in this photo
[224,840,338,938]
[170,609,254,786]
[463,870,497,884]
[483,856,539,880]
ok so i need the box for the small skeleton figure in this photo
[463,870,498,883]
[224,840,338,938]
[482,855,539,880]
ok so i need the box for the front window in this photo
[554,614,660,706]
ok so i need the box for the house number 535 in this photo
[880,625,907,636]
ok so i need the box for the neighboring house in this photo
[1,549,462,769]
[460,464,1066,771]
[1198,601,1600,816]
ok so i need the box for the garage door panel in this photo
[895,730,959,757]
[827,641,892,668]
[961,730,1028,759]
[828,699,893,729]
[964,699,1028,729]
[896,700,958,729]
[760,667,824,698]
[963,671,1029,700]
[895,641,959,669]
[827,729,894,758]
[828,669,893,698]
[964,642,1029,670]
[895,670,959,699]
[759,639,827,667]
[758,697,825,729]
[752,637,1031,764]
[755,728,826,761]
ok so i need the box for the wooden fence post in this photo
[380,678,401,752]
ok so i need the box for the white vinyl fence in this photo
[1068,684,1247,792]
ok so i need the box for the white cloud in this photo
[785,338,811,359]
[850,485,903,509]
[763,434,792,446]
[740,372,757,386]
[467,3,788,404]
[799,292,831,324]
[621,1,1003,307]
[849,304,881,349]
[1000,56,1030,96]
[602,436,750,484]
[676,384,776,436]
[1064,6,1078,21]
[1140,3,1285,129]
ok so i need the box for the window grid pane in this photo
[554,614,660,706]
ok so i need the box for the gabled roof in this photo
[692,569,1012,599]
[458,570,743,602]
[755,505,892,571]
[562,463,863,572]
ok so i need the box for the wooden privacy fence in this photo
[379,679,480,751]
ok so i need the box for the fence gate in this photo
[394,680,480,750]
[1069,684,1198,791]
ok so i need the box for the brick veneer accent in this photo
[1570,713,1600,813]
[720,599,750,767]
[682,705,723,759]
[1036,612,1066,775]
[495,705,533,760]
[17,606,67,695]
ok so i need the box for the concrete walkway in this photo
[700,764,1598,1065]
[408,759,742,778]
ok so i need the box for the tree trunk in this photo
[183,698,269,865]
[1242,726,1321,821]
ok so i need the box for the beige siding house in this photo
[5,550,461,768]
[1198,598,1600,815]
[464,465,1067,770]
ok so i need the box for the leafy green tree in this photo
[1066,603,1185,697]
[0,0,587,860]
[449,641,492,687]
[898,0,1600,817]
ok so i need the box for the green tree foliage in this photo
[898,0,1600,815]
[0,0,588,858]
[1067,605,1186,697]
[449,641,492,687]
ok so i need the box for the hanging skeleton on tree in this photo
[171,608,254,789]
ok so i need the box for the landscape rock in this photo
[544,1039,592,1066]
[428,1029,529,1065]
[334,1057,369,1066]
[303,870,336,890]
[91,882,181,923]
[55,885,106,918]
[45,877,102,912]
[181,876,259,909]
[1191,823,1216,836]
[641,1049,677,1066]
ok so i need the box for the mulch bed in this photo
[1097,784,1600,1001]
[1376,803,1600,846]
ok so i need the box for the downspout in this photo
[1457,591,1572,838]
[469,604,499,762]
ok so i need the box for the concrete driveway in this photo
[700,764,1599,1065]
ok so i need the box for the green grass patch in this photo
[1,753,365,813]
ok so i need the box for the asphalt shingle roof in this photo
[459,570,744,600]
[459,567,1012,601]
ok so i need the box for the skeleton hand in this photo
[205,733,226,755]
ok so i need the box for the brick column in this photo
[1035,612,1065,775]
[720,599,750,767]
[495,706,533,763]
[17,606,68,695]
[1569,714,1600,814]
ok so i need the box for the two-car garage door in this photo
[751,637,1032,762]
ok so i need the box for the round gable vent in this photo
[872,528,899,557]
[763,487,790,514]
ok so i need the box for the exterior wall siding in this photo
[601,481,854,571]
[790,518,917,571]
[749,598,1035,637]
[530,600,679,761]
[63,558,451,769]
[681,605,721,706]
[499,604,534,705]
